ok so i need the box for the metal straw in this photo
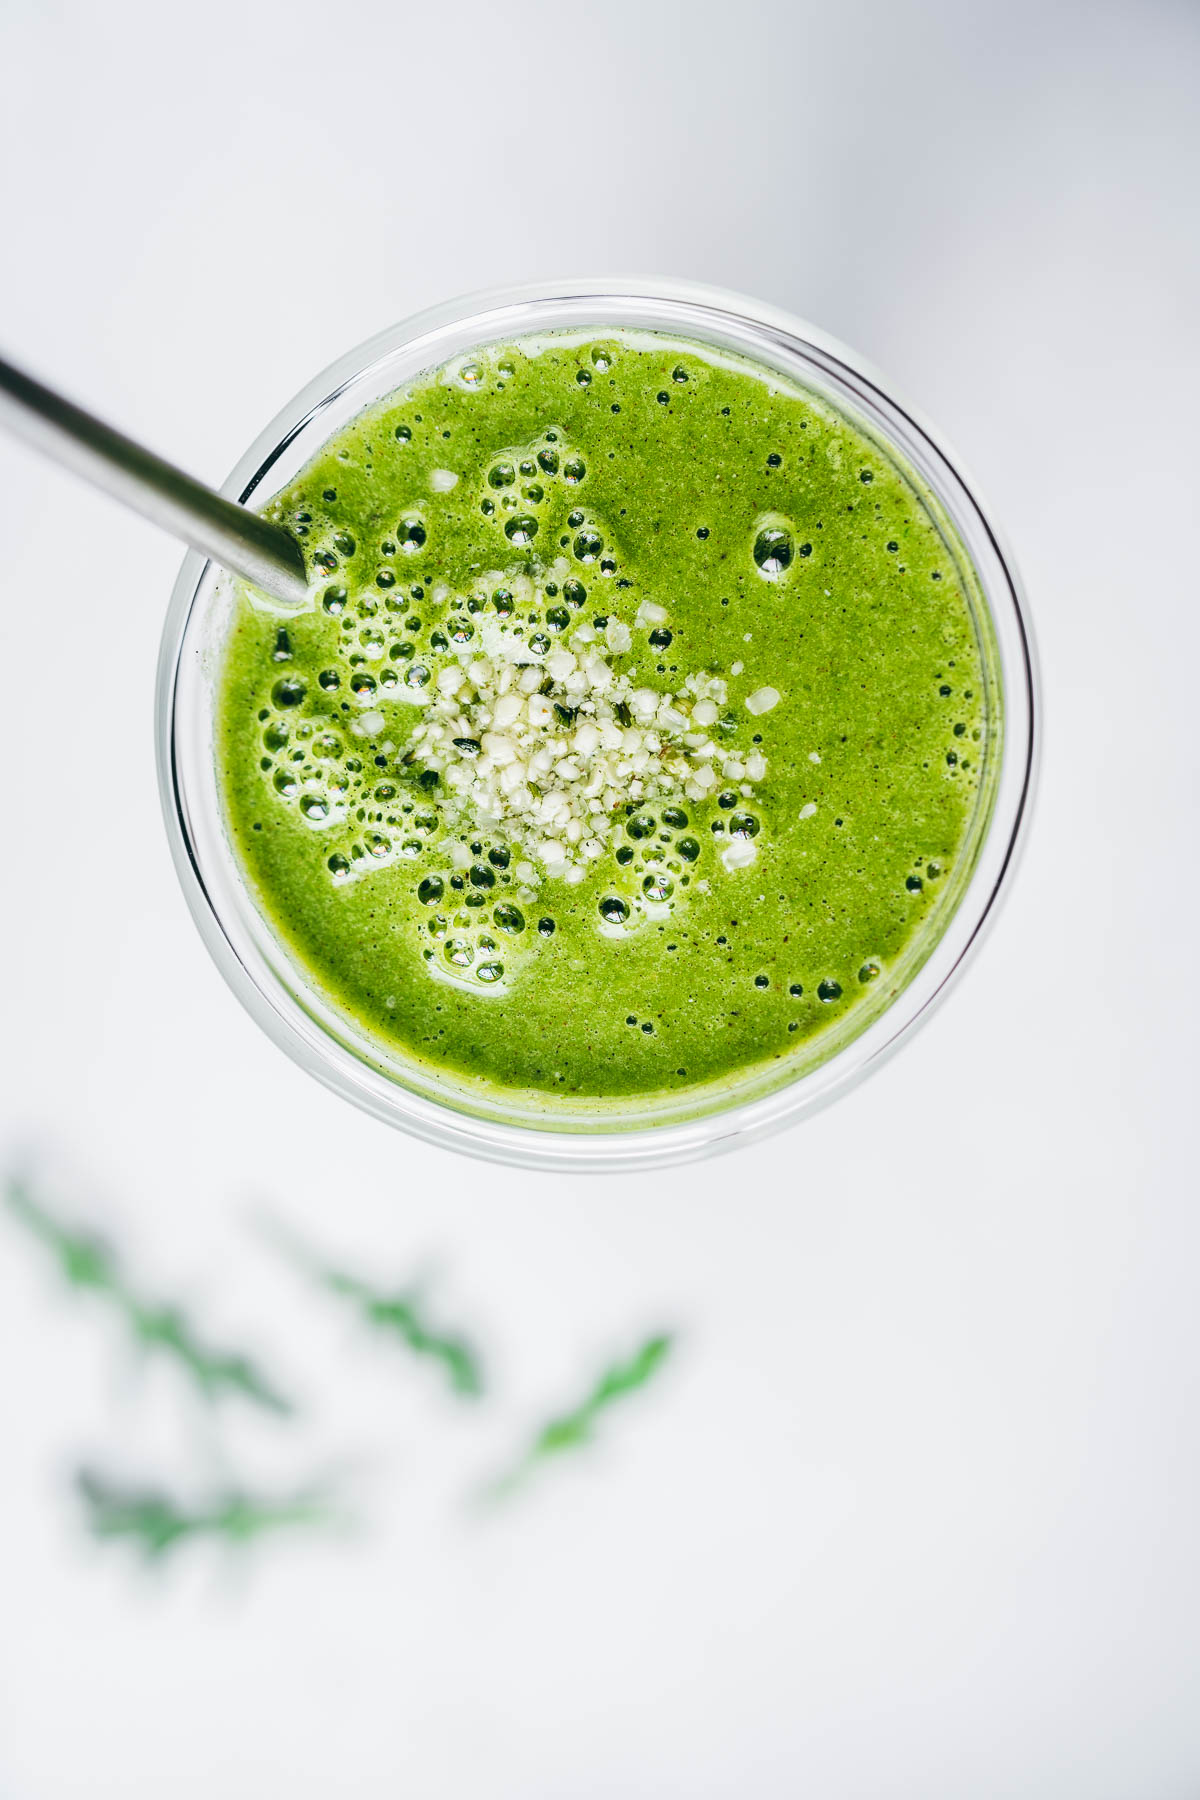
[0,353,309,607]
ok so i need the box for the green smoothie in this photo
[216,329,994,1121]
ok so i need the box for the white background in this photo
[1,2,1198,1795]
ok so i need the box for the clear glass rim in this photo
[156,276,1040,1172]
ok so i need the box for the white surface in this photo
[1,2,1198,1795]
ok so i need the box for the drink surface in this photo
[216,330,991,1116]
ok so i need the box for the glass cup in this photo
[156,278,1038,1171]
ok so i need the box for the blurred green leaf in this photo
[76,1467,335,1560]
[324,1270,484,1396]
[264,1219,484,1398]
[485,1332,674,1500]
[5,1175,292,1414]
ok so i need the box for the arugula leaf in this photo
[76,1467,333,1559]
[484,1332,674,1499]
[263,1218,483,1398]
[5,1176,292,1414]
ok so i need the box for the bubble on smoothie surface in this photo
[752,515,796,579]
